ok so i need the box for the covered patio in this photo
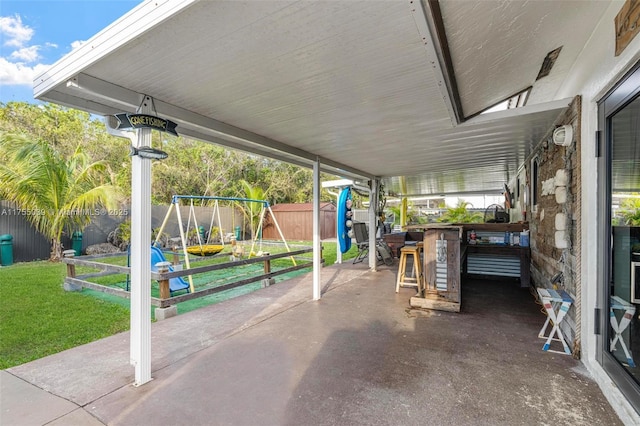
[31,0,595,385]
[21,0,640,422]
[3,262,621,425]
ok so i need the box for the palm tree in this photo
[388,202,424,226]
[238,179,266,239]
[0,132,120,261]
[438,200,483,224]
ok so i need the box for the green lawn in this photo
[0,242,358,369]
[0,261,130,369]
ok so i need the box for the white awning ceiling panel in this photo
[35,0,592,196]
[440,0,610,117]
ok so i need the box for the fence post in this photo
[63,249,81,292]
[261,252,274,288]
[156,261,171,300]
[63,249,76,278]
[155,261,177,321]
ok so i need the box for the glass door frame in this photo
[597,60,640,412]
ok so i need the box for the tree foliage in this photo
[437,200,483,224]
[0,101,342,245]
[0,132,121,260]
[237,179,266,239]
[387,203,425,225]
[617,196,640,226]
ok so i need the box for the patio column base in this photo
[155,305,177,321]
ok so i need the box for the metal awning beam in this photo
[57,73,374,180]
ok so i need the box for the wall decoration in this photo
[615,0,640,56]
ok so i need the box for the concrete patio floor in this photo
[1,261,623,425]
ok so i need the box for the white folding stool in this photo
[610,295,636,367]
[537,288,573,355]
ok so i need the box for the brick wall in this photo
[527,96,582,355]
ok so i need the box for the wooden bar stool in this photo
[396,245,423,294]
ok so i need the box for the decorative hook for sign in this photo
[137,95,158,116]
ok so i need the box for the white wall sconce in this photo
[553,124,573,146]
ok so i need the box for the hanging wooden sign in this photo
[615,0,640,56]
[113,113,178,136]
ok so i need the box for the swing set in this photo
[155,195,293,293]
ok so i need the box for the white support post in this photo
[130,95,153,386]
[369,178,378,271]
[313,158,321,300]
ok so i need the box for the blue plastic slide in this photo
[150,246,190,294]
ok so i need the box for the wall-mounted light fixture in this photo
[130,146,169,160]
[552,124,573,146]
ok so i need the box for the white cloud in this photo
[0,57,50,85]
[0,14,54,89]
[0,15,33,48]
[10,45,40,62]
[71,40,86,50]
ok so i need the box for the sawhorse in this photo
[537,288,573,355]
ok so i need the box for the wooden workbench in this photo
[410,225,463,312]
[409,222,531,312]
[460,223,530,288]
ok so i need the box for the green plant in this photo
[152,227,170,247]
[0,132,121,261]
[107,220,131,251]
[388,203,426,225]
[237,180,267,239]
[618,197,640,226]
[207,226,221,242]
[438,200,483,224]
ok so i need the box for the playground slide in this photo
[150,246,190,294]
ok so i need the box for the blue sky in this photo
[0,0,141,104]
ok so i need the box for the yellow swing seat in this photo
[186,244,224,257]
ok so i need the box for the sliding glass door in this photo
[598,61,640,412]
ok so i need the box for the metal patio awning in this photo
[34,0,606,195]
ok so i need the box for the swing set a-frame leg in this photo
[249,206,296,266]
[175,201,195,293]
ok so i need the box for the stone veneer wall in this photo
[527,96,582,357]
